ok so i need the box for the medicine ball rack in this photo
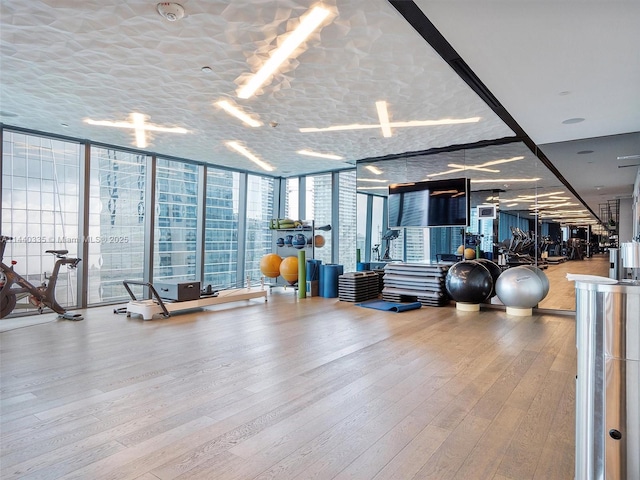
[118,279,267,321]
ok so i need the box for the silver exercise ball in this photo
[521,265,550,299]
[495,265,548,309]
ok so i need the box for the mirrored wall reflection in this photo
[355,141,603,311]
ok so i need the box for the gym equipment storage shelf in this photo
[269,220,315,288]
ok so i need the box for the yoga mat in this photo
[355,299,422,312]
[320,264,343,298]
[298,250,306,299]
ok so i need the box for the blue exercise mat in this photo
[355,300,422,312]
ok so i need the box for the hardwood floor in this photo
[1,290,576,479]
[538,253,609,310]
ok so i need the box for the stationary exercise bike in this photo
[0,235,83,320]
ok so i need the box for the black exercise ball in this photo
[445,260,493,304]
[473,259,502,298]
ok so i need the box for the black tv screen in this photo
[388,178,470,227]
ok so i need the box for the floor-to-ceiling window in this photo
[356,193,368,262]
[2,128,358,315]
[1,131,81,310]
[245,174,274,284]
[306,174,332,264]
[285,177,299,220]
[371,195,385,261]
[338,170,357,271]
[88,147,148,303]
[154,159,199,282]
[204,168,239,289]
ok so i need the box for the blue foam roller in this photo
[320,264,343,298]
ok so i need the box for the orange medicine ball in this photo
[260,253,282,278]
[279,256,299,284]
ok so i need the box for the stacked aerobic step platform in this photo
[382,263,450,307]
[338,271,380,302]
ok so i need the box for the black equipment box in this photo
[154,281,201,302]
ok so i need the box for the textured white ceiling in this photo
[0,0,512,176]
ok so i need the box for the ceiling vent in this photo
[157,3,185,22]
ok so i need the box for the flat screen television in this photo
[388,177,471,228]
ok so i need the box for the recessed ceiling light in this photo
[60,123,69,128]
[559,91,571,96]
[297,149,343,160]
[215,100,262,127]
[577,150,594,154]
[225,141,274,172]
[237,6,331,99]
[0,111,18,117]
[201,66,213,73]
[562,117,585,124]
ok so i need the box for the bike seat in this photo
[45,249,69,256]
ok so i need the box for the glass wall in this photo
[1,131,81,310]
[245,174,275,284]
[204,168,239,289]
[88,147,148,303]
[154,159,199,282]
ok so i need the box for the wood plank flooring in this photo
[537,253,609,310]
[1,289,576,479]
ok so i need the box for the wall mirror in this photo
[356,140,602,312]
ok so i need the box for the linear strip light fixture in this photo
[85,113,188,148]
[448,163,499,173]
[300,116,481,134]
[297,149,343,160]
[358,178,389,183]
[357,186,388,191]
[225,141,274,172]
[365,165,383,175]
[517,191,565,199]
[375,101,392,137]
[428,156,524,178]
[215,100,262,127]
[471,178,541,183]
[237,6,331,99]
